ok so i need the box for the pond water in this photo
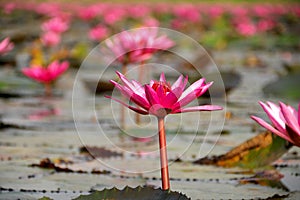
[0,49,300,199]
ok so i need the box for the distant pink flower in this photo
[22,60,69,84]
[252,5,271,18]
[0,37,14,55]
[257,19,275,32]
[41,32,61,47]
[3,2,16,14]
[173,5,200,23]
[209,6,224,18]
[105,28,174,65]
[34,2,61,17]
[42,17,69,33]
[103,7,127,25]
[88,25,109,41]
[251,101,300,147]
[77,6,97,21]
[171,19,185,30]
[235,22,257,37]
[127,5,150,18]
[143,17,160,27]
[153,3,170,14]
[231,6,248,18]
[106,71,222,118]
[292,7,300,17]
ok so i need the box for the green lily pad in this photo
[73,186,190,200]
[263,73,300,100]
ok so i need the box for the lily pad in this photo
[263,72,300,100]
[194,132,292,169]
[73,186,190,200]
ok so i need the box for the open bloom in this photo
[251,101,300,147]
[22,60,69,84]
[105,28,174,65]
[0,37,14,55]
[235,21,257,37]
[88,25,109,41]
[106,71,222,118]
[41,32,61,47]
[41,17,69,33]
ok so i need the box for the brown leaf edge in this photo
[30,158,110,174]
[193,131,293,168]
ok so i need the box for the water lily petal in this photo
[105,95,149,115]
[116,71,136,91]
[251,116,293,143]
[156,85,165,103]
[145,85,160,106]
[266,101,286,123]
[178,78,205,101]
[159,72,166,83]
[280,102,300,134]
[260,101,286,134]
[298,103,300,127]
[162,88,181,108]
[172,105,223,113]
[173,79,211,110]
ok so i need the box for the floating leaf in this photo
[194,132,292,168]
[79,146,123,159]
[30,158,110,174]
[263,72,300,100]
[73,186,190,200]
[38,197,53,200]
[239,170,287,189]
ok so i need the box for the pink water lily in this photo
[251,101,300,147]
[40,31,61,47]
[22,60,69,96]
[41,17,69,33]
[105,28,174,65]
[106,71,222,118]
[0,37,14,55]
[22,60,69,84]
[106,71,222,190]
[88,25,109,41]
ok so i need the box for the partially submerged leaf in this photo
[30,158,110,174]
[79,146,123,159]
[263,72,300,100]
[239,170,287,190]
[73,186,190,200]
[194,132,292,168]
[38,197,53,200]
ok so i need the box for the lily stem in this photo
[44,83,52,97]
[157,117,170,190]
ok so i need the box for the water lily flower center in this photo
[152,81,171,94]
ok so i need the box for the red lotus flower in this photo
[106,71,222,190]
[22,60,69,84]
[251,101,300,147]
[105,28,174,65]
[106,71,222,118]
[0,37,14,55]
